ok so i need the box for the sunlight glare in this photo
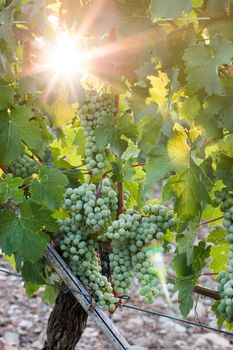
[46,32,87,79]
[148,243,172,307]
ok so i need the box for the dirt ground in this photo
[0,254,233,350]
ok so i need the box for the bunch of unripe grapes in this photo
[215,189,233,322]
[59,180,176,310]
[79,89,116,174]
[59,216,118,312]
[11,155,38,179]
[106,204,176,303]
[59,181,119,311]
[62,180,118,233]
[212,188,233,211]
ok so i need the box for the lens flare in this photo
[147,243,172,306]
[46,31,86,78]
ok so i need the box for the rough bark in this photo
[42,289,88,350]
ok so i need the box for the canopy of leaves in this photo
[30,165,68,210]
[0,200,57,262]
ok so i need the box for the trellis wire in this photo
[1,265,233,337]
[120,304,233,337]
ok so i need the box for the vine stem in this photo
[199,216,223,226]
[117,182,125,217]
[167,275,220,300]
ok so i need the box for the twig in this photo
[167,275,219,300]
[199,216,223,226]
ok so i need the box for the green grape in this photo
[58,181,120,312]
[217,190,233,322]
[79,89,115,174]
[11,155,38,179]
[106,205,176,303]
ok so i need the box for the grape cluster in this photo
[58,181,119,312]
[124,189,130,203]
[212,188,233,212]
[106,204,176,303]
[59,217,118,312]
[215,189,233,322]
[79,89,116,174]
[11,155,38,179]
[62,180,118,234]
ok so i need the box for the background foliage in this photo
[0,0,233,325]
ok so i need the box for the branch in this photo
[199,216,223,226]
[167,275,220,301]
[117,182,125,217]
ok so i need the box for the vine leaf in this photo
[42,285,58,304]
[0,86,15,109]
[163,160,210,223]
[179,95,201,122]
[174,276,195,317]
[95,114,138,156]
[174,242,210,317]
[0,105,44,164]
[0,174,24,204]
[0,200,57,262]
[30,165,68,210]
[22,261,46,284]
[146,126,190,188]
[183,36,233,95]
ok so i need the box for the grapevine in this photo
[0,1,233,348]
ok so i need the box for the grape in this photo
[79,89,115,174]
[106,205,176,302]
[58,181,119,312]
[11,155,38,179]
[216,190,233,321]
[59,183,177,310]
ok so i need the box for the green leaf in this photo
[193,241,211,273]
[30,165,68,210]
[0,106,44,164]
[0,174,24,204]
[0,200,54,262]
[42,285,58,304]
[21,261,46,285]
[146,126,190,187]
[73,127,86,158]
[24,282,41,296]
[121,139,139,161]
[0,86,15,109]
[177,224,197,264]
[138,115,163,157]
[162,160,210,223]
[95,114,138,156]
[179,95,201,122]
[207,227,229,273]
[202,204,222,226]
[174,276,195,317]
[147,71,169,111]
[150,0,191,19]
[183,36,233,95]
[173,241,210,317]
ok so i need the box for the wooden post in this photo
[45,244,131,350]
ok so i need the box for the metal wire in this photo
[1,267,233,337]
[0,268,21,277]
[0,268,130,301]
[121,304,233,337]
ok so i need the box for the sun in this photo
[46,31,87,79]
